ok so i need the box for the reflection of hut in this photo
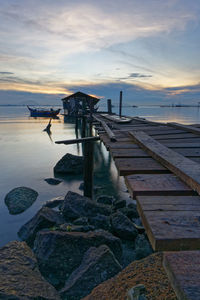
[62,91,100,116]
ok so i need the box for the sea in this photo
[1,104,200,247]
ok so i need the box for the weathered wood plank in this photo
[105,142,139,150]
[138,203,200,211]
[125,174,194,197]
[165,142,200,148]
[136,195,200,205]
[163,251,200,300]
[115,158,168,175]
[168,122,200,136]
[153,133,199,140]
[173,148,200,157]
[93,115,117,142]
[129,131,200,195]
[110,148,150,158]
[138,209,200,251]
[159,137,200,143]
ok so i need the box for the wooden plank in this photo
[93,115,117,142]
[115,158,168,175]
[189,157,200,163]
[138,209,200,251]
[105,142,139,150]
[136,195,200,206]
[173,148,200,157]
[159,138,200,144]
[129,131,200,195]
[153,133,199,140]
[125,174,194,197]
[165,143,200,148]
[110,148,150,158]
[168,122,200,135]
[163,251,200,300]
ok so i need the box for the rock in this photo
[135,234,153,260]
[18,207,65,247]
[113,199,126,209]
[59,223,95,232]
[44,178,62,185]
[43,196,65,208]
[132,222,145,234]
[96,195,115,206]
[79,182,84,190]
[88,214,111,231]
[61,191,111,220]
[127,284,147,300]
[60,245,122,299]
[4,186,38,215]
[118,206,139,219]
[0,241,60,299]
[121,240,136,267]
[73,217,89,225]
[111,211,138,241]
[34,230,122,288]
[54,153,84,174]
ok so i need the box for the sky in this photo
[0,0,200,105]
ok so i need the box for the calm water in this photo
[112,105,200,124]
[0,105,200,247]
[0,106,129,247]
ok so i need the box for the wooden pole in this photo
[81,116,86,138]
[55,136,100,145]
[119,91,122,118]
[107,99,112,114]
[83,140,94,198]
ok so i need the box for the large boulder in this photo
[18,207,65,247]
[60,245,122,299]
[4,186,38,214]
[0,241,60,299]
[54,153,84,174]
[61,191,111,220]
[34,230,122,288]
[111,211,138,241]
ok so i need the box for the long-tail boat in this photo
[27,106,61,117]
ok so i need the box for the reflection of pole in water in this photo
[75,118,80,155]
[43,118,53,143]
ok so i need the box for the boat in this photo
[101,114,132,123]
[27,106,61,117]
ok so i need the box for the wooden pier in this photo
[93,113,200,300]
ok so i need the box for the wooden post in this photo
[119,91,122,118]
[83,141,94,198]
[81,116,86,138]
[107,99,112,114]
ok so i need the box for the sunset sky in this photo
[0,0,200,105]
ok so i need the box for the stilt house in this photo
[62,91,100,116]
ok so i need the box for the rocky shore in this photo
[1,189,154,299]
[1,154,175,299]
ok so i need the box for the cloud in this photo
[129,73,152,78]
[0,72,14,75]
[0,0,199,97]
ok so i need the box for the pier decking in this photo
[94,114,200,299]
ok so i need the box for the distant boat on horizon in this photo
[27,106,61,117]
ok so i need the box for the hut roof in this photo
[62,91,100,103]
